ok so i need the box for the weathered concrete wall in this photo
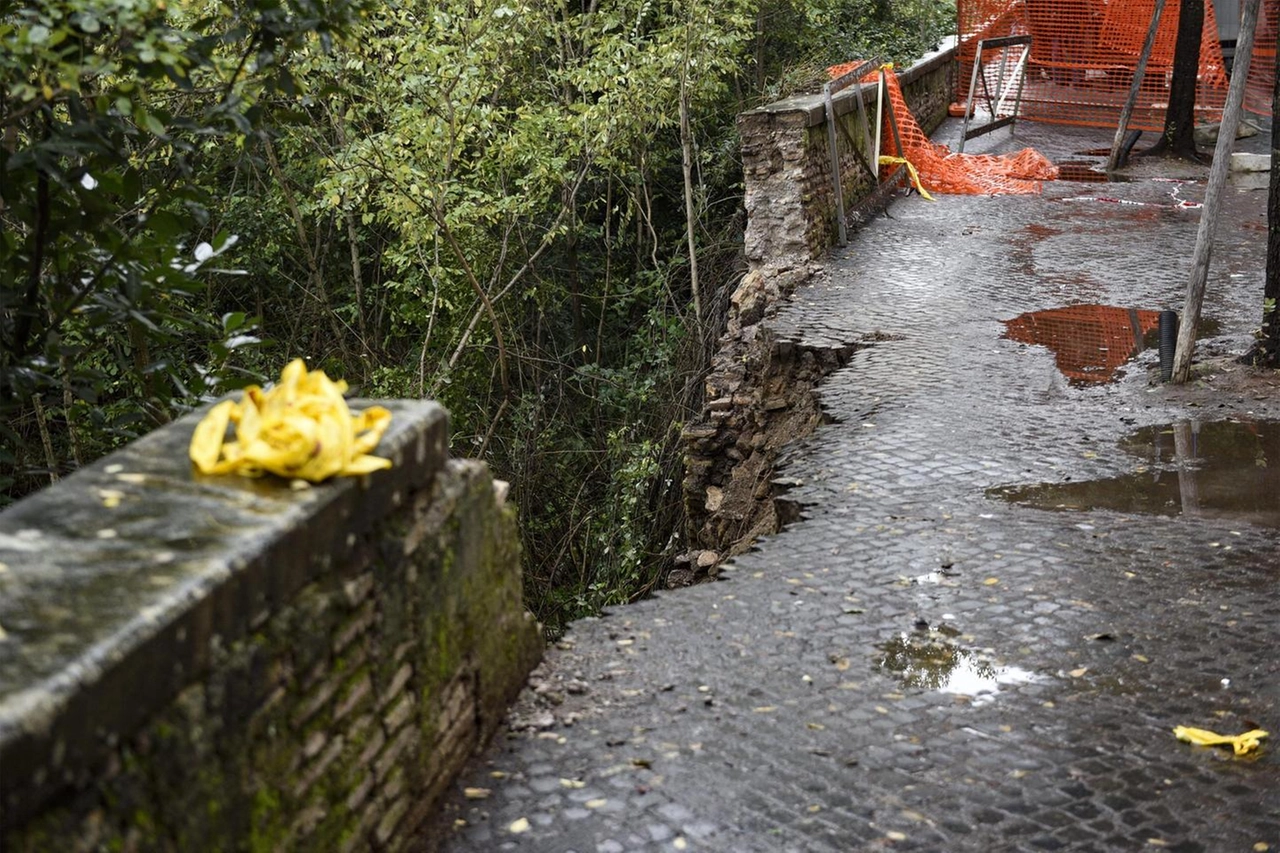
[0,401,542,851]
[679,43,957,577]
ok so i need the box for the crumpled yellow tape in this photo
[190,359,392,482]
[872,61,933,203]
[1173,725,1269,756]
[879,155,935,202]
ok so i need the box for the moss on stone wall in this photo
[5,455,541,852]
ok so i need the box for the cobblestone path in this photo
[436,124,1280,852]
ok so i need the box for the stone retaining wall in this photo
[680,42,957,574]
[740,42,956,274]
[0,401,542,851]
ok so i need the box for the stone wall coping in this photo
[0,399,449,826]
[742,36,958,126]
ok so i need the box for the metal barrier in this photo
[958,34,1032,152]
[823,60,878,246]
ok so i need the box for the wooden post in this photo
[825,83,848,247]
[1171,0,1262,383]
[1107,0,1167,171]
[873,69,885,177]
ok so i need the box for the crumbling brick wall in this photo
[679,44,957,577]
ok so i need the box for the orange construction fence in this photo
[957,0,1231,131]
[827,63,1058,196]
[1245,2,1279,116]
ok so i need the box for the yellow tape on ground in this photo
[1173,725,1269,756]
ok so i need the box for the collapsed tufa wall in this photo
[678,44,956,579]
[0,401,543,851]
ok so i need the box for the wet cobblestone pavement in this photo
[435,123,1280,852]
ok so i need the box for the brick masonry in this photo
[740,43,955,270]
[1,402,543,851]
[681,43,957,574]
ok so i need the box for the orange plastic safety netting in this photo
[957,0,1229,131]
[1002,305,1161,385]
[1245,2,1280,116]
[826,63,1058,196]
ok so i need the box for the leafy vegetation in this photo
[2,0,954,632]
[0,0,367,491]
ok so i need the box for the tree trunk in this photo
[31,396,59,485]
[679,56,702,326]
[344,211,372,361]
[331,116,372,363]
[262,138,351,364]
[1249,16,1280,367]
[1151,0,1205,160]
[565,191,584,354]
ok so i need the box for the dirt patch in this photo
[1149,340,1280,418]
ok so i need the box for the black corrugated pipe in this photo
[1117,129,1143,169]
[1159,310,1178,381]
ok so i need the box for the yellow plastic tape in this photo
[189,359,392,482]
[1173,725,1269,756]
[879,155,935,201]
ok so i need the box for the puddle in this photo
[1142,316,1220,347]
[1002,305,1220,386]
[910,566,960,585]
[990,419,1280,528]
[878,632,1041,705]
[1055,162,1133,183]
[1002,304,1160,385]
